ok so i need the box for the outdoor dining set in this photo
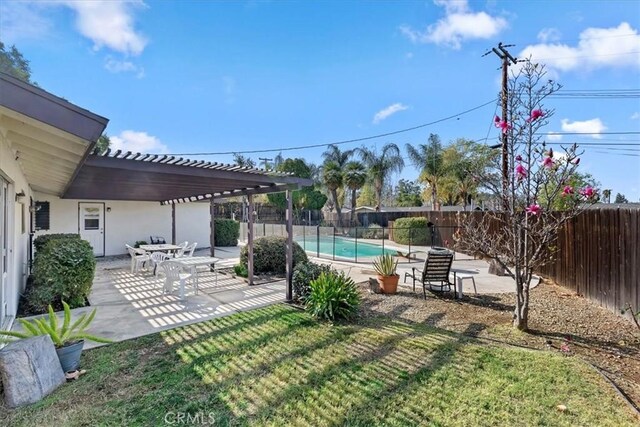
[125,236,219,300]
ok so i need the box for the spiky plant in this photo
[372,253,398,277]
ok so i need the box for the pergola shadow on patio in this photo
[83,256,286,348]
[64,149,314,298]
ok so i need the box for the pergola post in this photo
[210,199,215,257]
[285,189,293,302]
[171,203,176,245]
[247,194,254,286]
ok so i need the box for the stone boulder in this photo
[0,335,66,408]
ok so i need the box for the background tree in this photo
[406,134,445,210]
[602,189,611,203]
[0,41,34,84]
[356,184,376,207]
[455,60,598,331]
[343,161,367,226]
[357,143,404,211]
[322,161,344,227]
[395,179,423,207]
[233,153,256,168]
[321,144,353,220]
[615,193,629,203]
[95,134,111,154]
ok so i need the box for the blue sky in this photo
[2,0,639,200]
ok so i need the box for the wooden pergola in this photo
[64,149,314,300]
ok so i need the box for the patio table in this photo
[139,244,182,255]
[170,256,220,297]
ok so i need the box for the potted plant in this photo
[0,301,111,372]
[372,253,399,294]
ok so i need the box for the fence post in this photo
[263,222,266,237]
[355,227,358,263]
[316,225,320,258]
[333,227,336,261]
[409,227,412,256]
[382,225,385,254]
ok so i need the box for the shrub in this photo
[134,240,148,248]
[346,224,388,239]
[33,233,80,252]
[27,238,96,313]
[215,219,240,246]
[234,264,248,278]
[240,236,308,275]
[306,272,360,321]
[292,262,333,302]
[393,217,431,245]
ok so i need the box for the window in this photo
[84,218,100,230]
[34,201,50,230]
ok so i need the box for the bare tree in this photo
[455,60,598,331]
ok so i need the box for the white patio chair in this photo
[160,260,196,299]
[149,251,171,276]
[174,241,189,257]
[126,244,150,274]
[177,242,198,258]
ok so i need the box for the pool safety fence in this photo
[238,223,463,263]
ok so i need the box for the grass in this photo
[1,304,636,426]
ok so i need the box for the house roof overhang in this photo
[63,150,315,204]
[0,73,109,196]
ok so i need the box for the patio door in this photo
[79,202,104,256]
[0,179,8,323]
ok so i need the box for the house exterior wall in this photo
[33,193,211,256]
[0,131,32,321]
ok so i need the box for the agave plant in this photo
[0,301,111,347]
[372,253,398,277]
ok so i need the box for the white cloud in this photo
[546,132,563,141]
[0,1,52,43]
[104,57,145,78]
[519,22,640,74]
[110,130,168,154]
[560,118,607,139]
[631,112,640,120]
[372,103,409,124]
[61,0,148,56]
[537,27,562,43]
[400,0,507,49]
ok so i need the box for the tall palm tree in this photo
[406,133,445,210]
[343,161,367,226]
[322,144,353,168]
[322,161,344,227]
[357,143,404,211]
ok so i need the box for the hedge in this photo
[240,236,307,275]
[26,235,95,313]
[392,217,431,245]
[215,219,240,246]
[33,233,80,252]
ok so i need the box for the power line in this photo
[159,98,497,156]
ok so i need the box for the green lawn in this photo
[1,305,636,426]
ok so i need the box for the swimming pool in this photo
[295,236,394,259]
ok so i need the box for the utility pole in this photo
[258,157,273,170]
[485,42,518,210]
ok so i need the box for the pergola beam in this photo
[247,194,254,286]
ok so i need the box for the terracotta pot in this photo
[377,274,399,294]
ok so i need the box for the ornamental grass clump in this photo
[305,272,360,321]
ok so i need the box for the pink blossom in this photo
[515,163,527,180]
[526,204,542,216]
[562,186,574,196]
[580,186,595,199]
[496,120,511,134]
[528,109,545,122]
[542,156,554,169]
[515,154,522,161]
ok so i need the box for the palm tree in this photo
[322,161,344,227]
[357,143,404,211]
[322,144,353,168]
[343,161,367,226]
[602,189,611,203]
[406,134,445,210]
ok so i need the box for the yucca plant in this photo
[0,301,111,348]
[306,272,360,321]
[372,253,398,277]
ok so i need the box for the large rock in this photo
[0,335,66,408]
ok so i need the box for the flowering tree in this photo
[455,60,598,331]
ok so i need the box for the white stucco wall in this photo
[0,131,32,320]
[33,193,211,256]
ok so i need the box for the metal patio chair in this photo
[403,249,456,299]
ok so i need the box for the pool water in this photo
[295,236,394,259]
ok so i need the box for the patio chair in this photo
[174,241,189,257]
[403,249,456,299]
[150,236,166,244]
[160,260,196,299]
[126,244,150,274]
[149,251,171,276]
[177,242,197,258]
